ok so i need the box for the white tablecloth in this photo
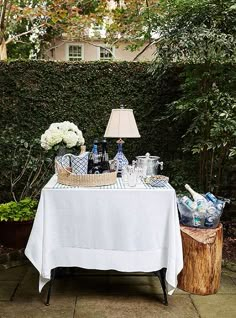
[25,175,183,294]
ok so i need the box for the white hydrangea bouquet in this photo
[41,121,85,151]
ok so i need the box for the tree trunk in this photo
[0,38,7,60]
[178,224,223,295]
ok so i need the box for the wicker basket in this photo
[56,160,117,187]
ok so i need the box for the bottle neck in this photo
[102,143,107,154]
[185,184,196,196]
[80,145,86,154]
[185,184,204,201]
[92,144,98,155]
[117,143,123,153]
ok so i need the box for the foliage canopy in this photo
[152,0,236,192]
[153,0,236,64]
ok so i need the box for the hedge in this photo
[0,61,194,202]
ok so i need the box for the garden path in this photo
[0,264,236,317]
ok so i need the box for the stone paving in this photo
[0,264,236,318]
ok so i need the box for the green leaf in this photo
[0,198,38,222]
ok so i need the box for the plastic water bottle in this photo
[204,215,215,228]
[193,210,201,227]
[178,198,194,226]
[207,205,217,215]
[206,192,225,214]
[215,200,225,213]
[205,192,217,204]
[181,196,197,210]
[204,200,219,227]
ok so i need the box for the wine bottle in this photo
[88,139,99,174]
[101,138,110,173]
[185,184,207,213]
[91,143,103,174]
[91,149,100,174]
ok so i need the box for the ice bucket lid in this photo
[136,153,160,161]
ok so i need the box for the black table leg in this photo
[44,268,168,306]
[45,268,56,306]
[154,268,168,306]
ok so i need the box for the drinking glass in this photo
[127,166,137,187]
[121,165,128,184]
[135,167,144,184]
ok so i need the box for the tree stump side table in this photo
[178,223,223,295]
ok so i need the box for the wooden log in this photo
[178,223,223,295]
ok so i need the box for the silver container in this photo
[135,153,163,176]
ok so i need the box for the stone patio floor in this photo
[0,264,236,318]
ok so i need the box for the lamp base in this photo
[114,139,129,175]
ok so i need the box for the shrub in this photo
[0,197,38,221]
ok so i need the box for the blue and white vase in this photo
[55,146,70,173]
[114,143,128,173]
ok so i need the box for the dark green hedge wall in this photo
[0,61,193,202]
[0,61,184,156]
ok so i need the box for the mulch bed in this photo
[222,222,236,262]
[223,237,236,262]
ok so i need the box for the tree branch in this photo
[0,0,7,32]
[11,145,33,188]
[132,41,153,61]
[14,39,29,44]
[20,168,34,201]
[45,39,67,53]
[6,23,45,44]
[10,147,18,202]
[29,160,44,189]
[5,0,12,29]
[82,39,116,58]
[145,0,152,43]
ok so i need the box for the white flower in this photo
[41,121,85,150]
[41,132,52,150]
[69,122,79,132]
[41,134,51,150]
[41,129,63,150]
[61,121,72,132]
[78,136,85,146]
[47,130,63,147]
[63,131,78,148]
[49,123,61,131]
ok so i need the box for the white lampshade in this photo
[104,109,140,138]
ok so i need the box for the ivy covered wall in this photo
[0,61,185,155]
[0,61,199,201]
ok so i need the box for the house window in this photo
[99,46,114,61]
[68,45,83,61]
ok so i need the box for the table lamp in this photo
[104,106,140,174]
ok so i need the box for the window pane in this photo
[68,45,82,61]
[100,47,113,60]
